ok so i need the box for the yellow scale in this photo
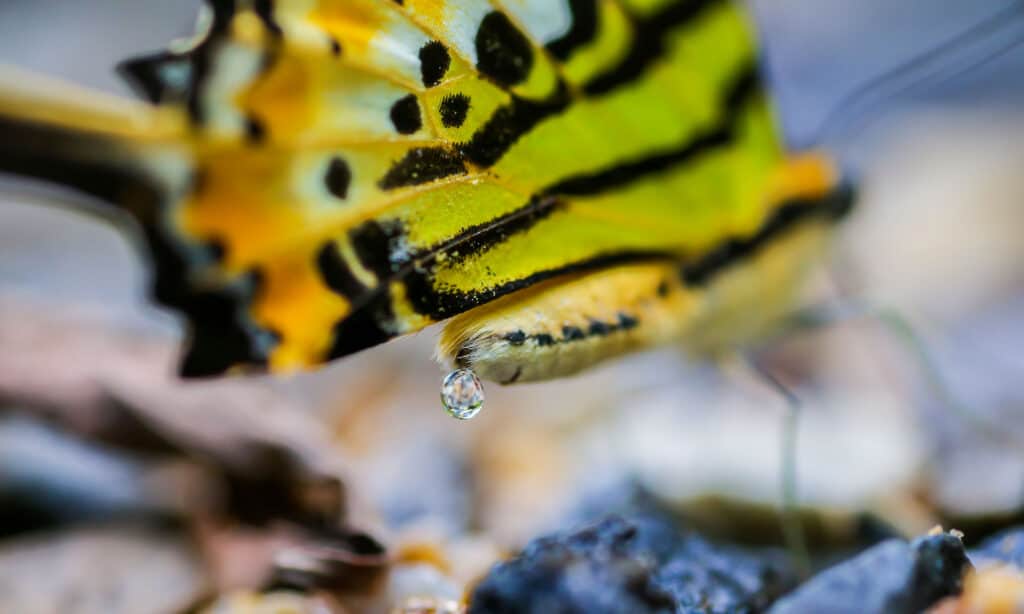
[0,0,848,413]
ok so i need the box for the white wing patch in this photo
[402,0,494,67]
[497,0,574,45]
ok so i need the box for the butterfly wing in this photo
[0,0,842,376]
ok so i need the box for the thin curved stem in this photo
[745,356,811,578]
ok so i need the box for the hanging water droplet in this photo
[441,368,485,420]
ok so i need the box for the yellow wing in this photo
[0,0,849,378]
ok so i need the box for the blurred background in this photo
[1,1,1023,612]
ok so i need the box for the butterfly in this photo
[0,0,851,387]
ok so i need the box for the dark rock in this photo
[468,515,797,614]
[770,533,971,614]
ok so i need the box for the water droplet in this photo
[441,368,484,420]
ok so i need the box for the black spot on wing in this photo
[377,147,467,190]
[316,242,369,300]
[326,295,395,359]
[419,41,451,88]
[377,81,569,186]
[329,37,342,56]
[547,0,599,60]
[244,115,267,143]
[439,94,471,128]
[475,11,535,87]
[349,220,402,279]
[390,94,423,135]
[325,157,352,200]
